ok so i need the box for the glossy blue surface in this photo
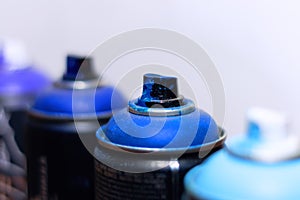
[0,67,50,95]
[30,55,126,118]
[31,86,125,118]
[0,45,50,96]
[101,108,219,148]
[184,149,300,200]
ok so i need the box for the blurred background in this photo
[1,0,299,137]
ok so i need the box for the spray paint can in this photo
[0,38,49,199]
[0,38,50,152]
[94,73,226,200]
[25,55,126,199]
[184,107,300,200]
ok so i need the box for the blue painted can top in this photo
[184,107,300,200]
[30,55,126,119]
[98,73,224,149]
[0,39,50,104]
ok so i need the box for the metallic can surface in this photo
[95,132,225,200]
[25,55,126,200]
[184,108,300,200]
[94,73,226,200]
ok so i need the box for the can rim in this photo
[54,79,100,90]
[128,98,196,117]
[28,108,113,120]
[96,127,226,154]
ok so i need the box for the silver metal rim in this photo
[96,128,226,155]
[28,109,113,120]
[128,98,196,117]
[54,79,99,90]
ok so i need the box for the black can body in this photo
[26,117,108,199]
[94,142,223,200]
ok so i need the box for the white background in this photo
[1,0,300,137]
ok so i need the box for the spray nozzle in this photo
[137,73,183,108]
[63,55,96,81]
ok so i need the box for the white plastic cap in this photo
[247,107,288,141]
[0,37,31,70]
[246,107,300,162]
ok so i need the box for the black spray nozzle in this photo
[137,73,183,108]
[63,55,96,81]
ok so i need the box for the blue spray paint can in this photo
[25,55,126,199]
[0,39,50,152]
[184,107,300,200]
[0,39,49,199]
[94,73,226,200]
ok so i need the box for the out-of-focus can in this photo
[0,38,49,199]
[0,38,50,152]
[184,107,300,200]
[25,55,126,200]
[94,73,226,200]
[0,108,27,199]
